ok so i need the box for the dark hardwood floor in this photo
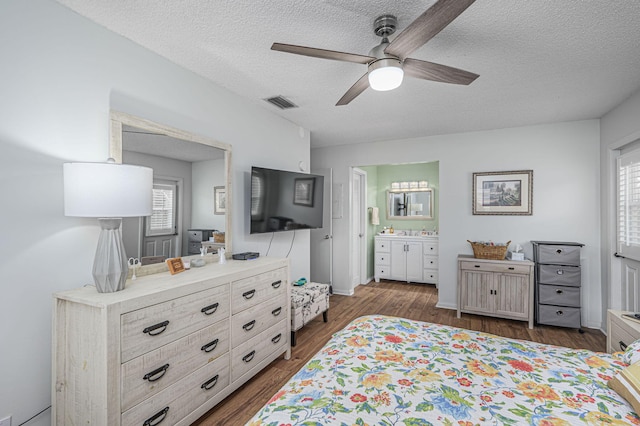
[193,280,606,425]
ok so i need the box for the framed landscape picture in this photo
[214,186,226,215]
[472,170,533,215]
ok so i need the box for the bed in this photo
[247,315,639,425]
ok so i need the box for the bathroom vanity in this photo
[374,234,438,285]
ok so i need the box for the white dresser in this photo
[374,234,438,285]
[53,257,290,426]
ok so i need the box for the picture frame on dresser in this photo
[472,170,533,215]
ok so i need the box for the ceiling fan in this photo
[271,0,479,106]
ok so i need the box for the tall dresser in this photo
[531,241,584,330]
[53,257,290,426]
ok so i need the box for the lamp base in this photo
[93,218,129,293]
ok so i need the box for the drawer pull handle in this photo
[201,338,219,353]
[556,249,563,254]
[243,320,256,331]
[620,341,628,351]
[556,269,564,275]
[508,267,515,270]
[243,289,256,299]
[201,302,219,315]
[201,374,219,391]
[143,364,170,382]
[556,289,563,294]
[474,265,480,268]
[144,407,169,426]
[143,320,170,336]
[271,333,282,344]
[556,310,564,316]
[272,280,282,288]
[242,350,256,363]
[272,307,282,316]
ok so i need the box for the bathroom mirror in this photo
[109,111,232,262]
[387,189,433,219]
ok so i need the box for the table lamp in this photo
[63,160,153,293]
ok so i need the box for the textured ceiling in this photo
[56,0,640,148]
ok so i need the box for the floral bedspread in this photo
[247,315,639,426]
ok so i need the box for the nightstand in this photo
[607,309,640,353]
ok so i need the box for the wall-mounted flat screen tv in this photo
[250,166,324,234]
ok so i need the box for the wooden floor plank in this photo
[193,280,605,425]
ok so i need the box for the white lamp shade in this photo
[368,60,404,91]
[64,162,153,217]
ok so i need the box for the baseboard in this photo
[332,289,354,296]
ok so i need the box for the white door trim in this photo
[350,167,367,291]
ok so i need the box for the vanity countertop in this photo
[377,232,438,238]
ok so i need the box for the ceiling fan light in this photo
[368,58,404,91]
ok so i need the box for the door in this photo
[460,270,494,314]
[143,178,181,258]
[405,241,423,282]
[310,168,333,286]
[495,273,529,319]
[390,240,407,281]
[351,168,367,289]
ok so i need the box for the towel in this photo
[371,207,380,225]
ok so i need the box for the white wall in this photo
[0,1,309,424]
[600,88,640,321]
[312,120,601,326]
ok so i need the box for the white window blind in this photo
[617,150,640,260]
[146,183,176,237]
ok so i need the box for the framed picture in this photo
[472,170,533,215]
[294,177,315,206]
[166,257,185,275]
[214,186,226,215]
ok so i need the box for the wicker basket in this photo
[467,240,511,260]
[214,232,225,243]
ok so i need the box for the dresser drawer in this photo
[231,268,287,314]
[538,284,580,307]
[121,284,230,362]
[537,244,580,265]
[121,319,230,412]
[538,264,581,287]
[231,294,287,347]
[423,255,438,270]
[610,318,639,353]
[188,242,202,254]
[231,320,287,382]
[375,253,390,266]
[538,304,581,328]
[375,239,391,253]
[423,242,438,255]
[460,260,530,275]
[121,353,230,426]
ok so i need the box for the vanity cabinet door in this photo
[390,241,408,281]
[405,242,423,282]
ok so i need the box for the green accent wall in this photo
[359,161,439,279]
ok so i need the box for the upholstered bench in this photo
[291,282,330,346]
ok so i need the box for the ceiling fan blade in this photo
[336,73,370,106]
[271,43,374,65]
[385,0,476,59]
[404,58,478,85]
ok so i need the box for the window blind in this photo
[146,183,176,237]
[617,150,640,260]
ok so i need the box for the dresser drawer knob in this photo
[243,289,256,299]
[556,289,563,294]
[143,364,170,382]
[271,333,282,344]
[143,407,169,426]
[556,310,564,316]
[201,302,219,315]
[242,350,256,363]
[201,374,219,391]
[556,249,563,254]
[143,320,170,336]
[201,338,219,353]
[271,280,282,288]
[556,269,564,275]
[243,320,256,331]
[620,341,628,351]
[272,307,282,316]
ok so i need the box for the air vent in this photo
[264,96,298,110]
